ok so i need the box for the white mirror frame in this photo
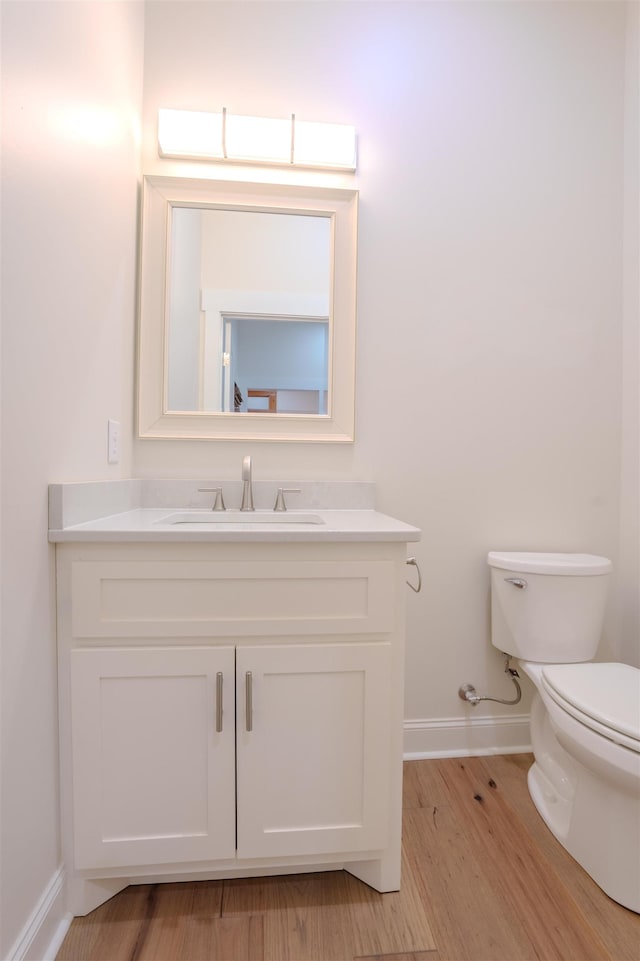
[137,176,358,442]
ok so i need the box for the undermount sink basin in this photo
[158,511,325,526]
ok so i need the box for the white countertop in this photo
[48,507,421,543]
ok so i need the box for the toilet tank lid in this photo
[487,552,612,575]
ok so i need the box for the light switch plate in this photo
[107,419,120,464]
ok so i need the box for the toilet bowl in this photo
[488,551,640,913]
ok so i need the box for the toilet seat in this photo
[541,663,640,753]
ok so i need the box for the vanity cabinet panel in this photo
[70,646,236,869]
[69,559,395,638]
[236,643,391,858]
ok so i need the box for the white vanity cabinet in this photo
[55,540,409,916]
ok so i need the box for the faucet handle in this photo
[198,487,226,511]
[273,488,301,512]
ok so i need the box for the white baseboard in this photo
[7,866,72,961]
[403,712,532,759]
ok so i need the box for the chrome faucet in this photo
[240,455,255,511]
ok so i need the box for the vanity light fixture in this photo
[158,108,357,171]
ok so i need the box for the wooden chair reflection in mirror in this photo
[247,389,277,413]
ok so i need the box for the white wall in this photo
[620,1,640,667]
[1,5,634,949]
[168,208,202,410]
[138,1,630,744]
[0,7,638,957]
[0,2,143,956]
[201,209,331,291]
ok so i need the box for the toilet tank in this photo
[488,552,612,663]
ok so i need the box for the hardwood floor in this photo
[56,755,639,961]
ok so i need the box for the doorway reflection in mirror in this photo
[167,207,331,415]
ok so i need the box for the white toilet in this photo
[488,551,640,913]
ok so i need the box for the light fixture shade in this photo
[225,114,291,164]
[293,121,357,170]
[158,108,223,159]
[157,108,356,170]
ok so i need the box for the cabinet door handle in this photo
[245,671,253,732]
[406,557,422,593]
[216,672,223,732]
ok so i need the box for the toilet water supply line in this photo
[458,654,522,707]
[403,562,519,704]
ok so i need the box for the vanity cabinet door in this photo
[70,646,236,870]
[235,642,392,859]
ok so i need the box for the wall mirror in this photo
[137,176,358,442]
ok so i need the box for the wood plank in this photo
[356,954,441,961]
[182,915,265,961]
[223,862,436,960]
[133,882,220,961]
[476,754,640,961]
[437,756,616,961]
[55,884,155,961]
[223,871,355,960]
[185,879,225,917]
[403,804,535,960]
[402,758,453,812]
[346,849,436,957]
